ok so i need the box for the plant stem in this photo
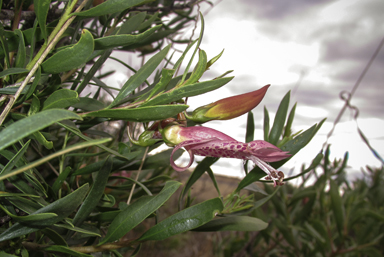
[127,146,149,204]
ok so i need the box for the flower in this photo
[186,84,270,123]
[163,125,291,186]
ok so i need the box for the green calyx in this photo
[129,130,161,147]
[184,106,218,124]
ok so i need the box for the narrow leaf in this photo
[42,245,92,257]
[0,138,111,181]
[34,0,50,41]
[75,0,148,17]
[82,104,188,122]
[0,140,30,177]
[245,111,255,143]
[0,184,89,242]
[94,25,160,50]
[72,158,112,227]
[283,103,297,138]
[236,168,265,192]
[52,166,71,193]
[42,89,79,110]
[0,204,57,222]
[139,198,223,241]
[141,77,234,107]
[110,44,171,107]
[330,179,345,237]
[118,12,147,35]
[72,97,105,111]
[42,29,94,74]
[0,109,81,151]
[194,216,268,232]
[269,91,290,145]
[14,29,26,68]
[100,181,181,244]
[0,68,28,78]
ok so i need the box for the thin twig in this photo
[127,146,149,204]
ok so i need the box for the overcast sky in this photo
[103,0,384,182]
[178,0,384,181]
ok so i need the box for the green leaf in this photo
[329,179,345,237]
[0,140,30,177]
[42,89,79,110]
[0,138,111,181]
[144,68,175,101]
[231,186,279,215]
[54,223,101,237]
[194,216,268,232]
[82,104,188,122]
[72,158,112,227]
[75,49,113,94]
[0,184,89,242]
[72,97,106,111]
[0,192,39,198]
[14,29,26,68]
[0,68,28,78]
[245,111,255,143]
[206,49,224,70]
[72,159,126,177]
[268,91,290,145]
[0,85,30,95]
[280,120,325,156]
[206,167,221,198]
[283,103,296,138]
[138,198,224,241]
[75,0,150,17]
[0,109,81,151]
[30,131,53,149]
[42,228,68,246]
[28,94,40,115]
[52,166,71,193]
[34,0,50,41]
[180,49,207,86]
[141,77,234,107]
[94,25,160,50]
[172,39,197,71]
[179,13,204,85]
[0,204,57,222]
[42,29,94,74]
[42,245,92,257]
[110,44,171,107]
[236,168,265,192]
[100,180,181,244]
[57,121,129,160]
[118,12,147,35]
[289,187,317,206]
[24,66,41,100]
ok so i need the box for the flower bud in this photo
[187,84,270,123]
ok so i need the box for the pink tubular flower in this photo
[163,125,291,186]
[186,84,270,123]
